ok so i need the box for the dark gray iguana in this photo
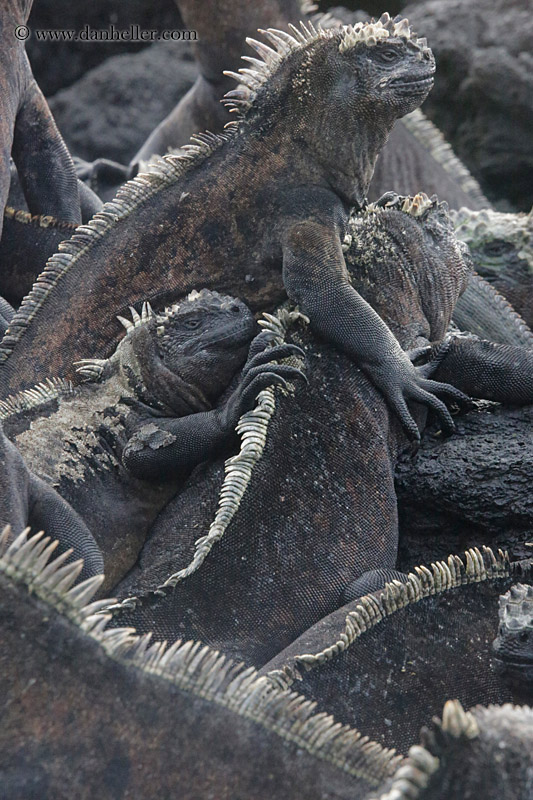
[371,700,533,800]
[2,528,532,799]
[108,197,533,667]
[2,526,532,799]
[0,16,469,445]
[0,289,304,591]
[127,0,489,212]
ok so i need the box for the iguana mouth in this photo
[392,75,435,96]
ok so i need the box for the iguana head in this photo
[224,14,434,206]
[345,193,472,346]
[76,289,256,412]
[452,207,533,285]
[492,583,533,686]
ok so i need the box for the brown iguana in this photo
[2,526,532,800]
[0,16,468,444]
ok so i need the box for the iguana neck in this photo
[243,113,392,210]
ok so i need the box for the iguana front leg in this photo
[123,342,306,480]
[282,220,469,441]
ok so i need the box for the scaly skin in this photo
[110,198,533,668]
[259,550,533,754]
[128,1,487,212]
[0,17,465,445]
[0,0,80,237]
[0,528,401,800]
[374,701,533,800]
[1,290,304,591]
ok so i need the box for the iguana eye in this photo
[377,48,400,63]
[183,318,201,329]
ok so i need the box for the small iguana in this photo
[108,197,533,667]
[0,16,466,444]
[0,289,305,590]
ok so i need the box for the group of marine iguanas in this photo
[1,1,532,798]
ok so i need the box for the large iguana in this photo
[0,16,469,444]
[107,198,533,667]
[2,527,531,799]
[127,0,488,212]
[0,289,304,590]
[0,0,81,236]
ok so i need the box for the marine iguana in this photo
[108,198,533,667]
[492,583,533,688]
[2,528,531,799]
[0,207,78,306]
[452,206,533,329]
[260,547,533,752]
[0,289,305,590]
[0,426,103,582]
[0,15,466,444]
[0,0,81,237]
[126,0,488,212]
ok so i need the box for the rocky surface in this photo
[27,0,182,94]
[396,403,533,568]
[403,0,533,211]
[48,41,196,163]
